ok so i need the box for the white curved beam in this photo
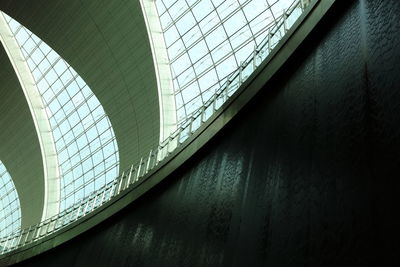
[140,0,177,142]
[0,13,60,222]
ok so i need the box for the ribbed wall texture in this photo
[16,0,400,266]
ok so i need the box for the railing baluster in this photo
[145,149,152,174]
[283,10,288,32]
[253,46,257,70]
[3,237,9,252]
[22,226,32,245]
[117,171,124,195]
[92,195,98,211]
[136,157,143,181]
[239,63,243,85]
[100,188,106,204]
[126,164,134,186]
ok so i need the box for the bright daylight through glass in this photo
[0,161,21,238]
[155,0,297,124]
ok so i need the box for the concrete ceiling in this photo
[0,0,160,227]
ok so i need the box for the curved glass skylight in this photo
[0,161,21,238]
[155,0,297,124]
[2,13,119,212]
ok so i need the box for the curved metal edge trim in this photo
[0,0,336,264]
[0,13,60,225]
[140,0,178,142]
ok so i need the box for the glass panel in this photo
[0,161,21,239]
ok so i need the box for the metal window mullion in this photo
[178,4,207,108]
[168,1,248,65]
[210,0,236,84]
[54,113,106,151]
[170,15,275,84]
[43,70,79,105]
[165,0,238,61]
[30,56,63,85]
[237,1,258,48]
[174,38,250,95]
[161,0,201,32]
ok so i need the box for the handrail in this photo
[0,0,312,255]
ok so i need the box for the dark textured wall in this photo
[0,46,44,227]
[16,0,400,266]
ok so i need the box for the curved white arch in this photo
[0,13,60,221]
[140,0,178,142]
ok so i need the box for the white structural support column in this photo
[140,0,177,142]
[0,13,60,222]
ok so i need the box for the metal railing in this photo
[0,0,311,255]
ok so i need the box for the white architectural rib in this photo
[140,0,177,142]
[0,13,60,222]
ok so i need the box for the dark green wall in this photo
[0,46,44,228]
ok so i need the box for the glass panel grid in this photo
[0,161,21,238]
[3,14,119,212]
[155,0,296,124]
